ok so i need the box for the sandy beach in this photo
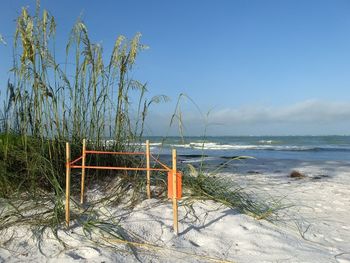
[1,158,349,262]
[1,0,350,262]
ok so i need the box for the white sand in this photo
[1,159,350,262]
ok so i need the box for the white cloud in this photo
[146,100,350,135]
[209,100,350,124]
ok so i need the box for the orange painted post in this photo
[80,139,86,204]
[172,149,179,235]
[167,171,182,199]
[146,140,151,199]
[65,142,71,227]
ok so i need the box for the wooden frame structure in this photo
[65,139,182,235]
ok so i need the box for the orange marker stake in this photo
[146,140,151,199]
[65,142,71,227]
[80,139,86,204]
[172,149,179,235]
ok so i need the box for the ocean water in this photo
[144,136,350,161]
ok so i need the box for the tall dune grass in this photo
[0,4,167,199]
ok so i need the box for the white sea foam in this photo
[103,141,163,148]
[181,157,217,163]
[168,142,315,151]
[258,140,275,144]
[140,142,163,146]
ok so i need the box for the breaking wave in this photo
[167,142,350,152]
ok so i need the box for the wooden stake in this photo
[146,140,151,199]
[65,142,71,227]
[172,149,178,235]
[80,139,86,204]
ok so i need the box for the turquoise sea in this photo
[145,136,350,161]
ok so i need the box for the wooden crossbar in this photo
[85,150,145,155]
[70,156,82,165]
[151,154,172,172]
[70,165,168,172]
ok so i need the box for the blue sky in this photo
[1,0,350,135]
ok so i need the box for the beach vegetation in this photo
[0,3,286,258]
